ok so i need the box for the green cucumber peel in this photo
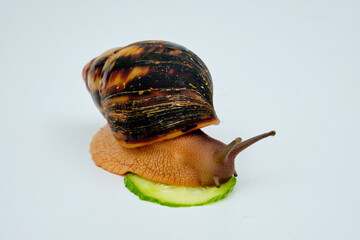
[124,173,236,207]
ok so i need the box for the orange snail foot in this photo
[90,125,133,176]
[89,125,201,186]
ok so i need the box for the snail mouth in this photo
[212,176,233,188]
[212,166,236,187]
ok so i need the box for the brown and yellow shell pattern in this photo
[83,40,219,148]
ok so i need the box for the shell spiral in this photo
[83,40,219,147]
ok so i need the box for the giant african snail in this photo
[83,40,275,187]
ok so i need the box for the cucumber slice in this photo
[124,173,236,207]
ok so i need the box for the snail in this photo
[82,40,275,187]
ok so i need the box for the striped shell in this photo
[82,40,219,147]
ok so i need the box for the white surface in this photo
[1,0,359,239]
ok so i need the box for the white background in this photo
[1,0,359,239]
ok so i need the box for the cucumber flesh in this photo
[124,173,236,207]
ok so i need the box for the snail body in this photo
[91,125,275,187]
[83,40,275,187]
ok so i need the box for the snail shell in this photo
[83,40,219,148]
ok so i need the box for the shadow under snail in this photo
[82,40,275,187]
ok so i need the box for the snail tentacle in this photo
[216,137,242,163]
[226,131,277,163]
[213,176,220,188]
